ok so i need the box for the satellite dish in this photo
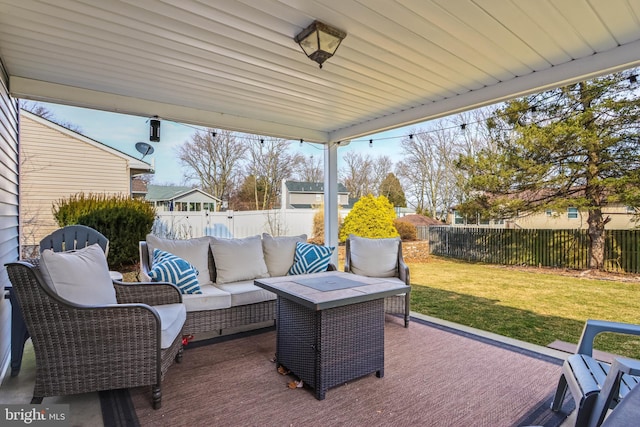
[135,142,155,159]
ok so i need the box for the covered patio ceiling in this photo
[1,0,640,144]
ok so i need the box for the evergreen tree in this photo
[456,69,640,269]
[378,172,406,207]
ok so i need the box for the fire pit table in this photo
[255,271,410,400]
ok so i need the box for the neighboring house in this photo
[282,180,350,209]
[131,177,149,199]
[145,185,221,212]
[450,203,638,229]
[19,109,154,254]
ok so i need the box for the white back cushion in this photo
[262,233,307,277]
[349,235,399,278]
[210,235,269,284]
[39,243,117,305]
[146,234,211,285]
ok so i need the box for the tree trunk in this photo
[587,209,606,270]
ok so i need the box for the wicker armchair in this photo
[5,259,185,409]
[344,235,411,327]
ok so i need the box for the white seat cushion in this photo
[152,303,187,349]
[215,280,276,307]
[181,283,231,312]
[349,235,399,278]
[39,244,117,305]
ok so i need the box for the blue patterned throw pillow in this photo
[288,242,334,275]
[149,249,202,294]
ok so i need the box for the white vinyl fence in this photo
[151,209,326,239]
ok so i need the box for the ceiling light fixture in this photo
[294,20,346,68]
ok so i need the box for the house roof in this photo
[396,214,443,227]
[131,178,148,194]
[145,184,221,203]
[2,1,639,143]
[286,181,348,194]
[21,109,154,174]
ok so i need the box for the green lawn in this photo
[408,257,640,358]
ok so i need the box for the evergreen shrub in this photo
[393,219,417,241]
[339,194,399,242]
[53,193,155,268]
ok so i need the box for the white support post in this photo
[324,143,339,264]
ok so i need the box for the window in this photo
[454,211,465,225]
[545,209,552,217]
[568,207,578,219]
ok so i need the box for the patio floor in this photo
[0,313,577,426]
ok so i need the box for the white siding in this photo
[0,58,20,377]
[19,115,132,247]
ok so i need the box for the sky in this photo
[31,101,417,185]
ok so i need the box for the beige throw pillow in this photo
[39,243,117,305]
[349,235,399,278]
[146,234,211,285]
[210,235,269,284]
[262,233,307,277]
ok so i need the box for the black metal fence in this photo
[428,226,640,273]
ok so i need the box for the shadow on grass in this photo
[410,284,640,359]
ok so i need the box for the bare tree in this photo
[396,123,457,218]
[177,129,246,205]
[449,109,494,206]
[294,153,323,182]
[395,110,492,219]
[244,137,303,210]
[341,152,396,199]
[20,100,83,133]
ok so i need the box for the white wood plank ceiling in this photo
[1,0,639,143]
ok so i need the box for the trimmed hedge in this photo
[53,193,155,268]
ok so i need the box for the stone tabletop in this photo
[255,271,410,311]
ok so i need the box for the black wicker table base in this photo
[255,271,410,400]
[276,297,385,400]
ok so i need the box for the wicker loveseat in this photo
[140,233,336,338]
